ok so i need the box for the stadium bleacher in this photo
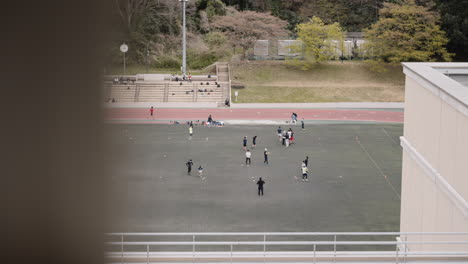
[105,80,227,104]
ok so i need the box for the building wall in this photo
[400,68,468,251]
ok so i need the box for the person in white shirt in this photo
[245,150,252,166]
[301,165,309,182]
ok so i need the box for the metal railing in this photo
[105,232,468,263]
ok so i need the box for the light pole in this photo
[180,0,188,76]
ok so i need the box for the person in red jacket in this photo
[149,106,154,118]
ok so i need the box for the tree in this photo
[210,9,289,59]
[114,0,158,35]
[435,0,468,61]
[291,16,344,69]
[196,0,227,18]
[364,0,452,64]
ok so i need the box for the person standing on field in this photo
[198,165,203,177]
[189,125,193,137]
[257,177,265,196]
[186,159,193,175]
[245,149,252,166]
[264,148,270,164]
[302,165,309,182]
[252,136,257,149]
[243,136,248,150]
[277,126,282,141]
[301,118,305,130]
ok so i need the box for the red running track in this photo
[105,108,404,123]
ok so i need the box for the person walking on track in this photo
[149,106,154,118]
[257,177,265,196]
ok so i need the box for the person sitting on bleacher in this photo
[200,82,203,85]
[175,76,179,82]
[204,89,207,92]
[225,99,230,107]
[206,82,209,85]
[113,78,119,84]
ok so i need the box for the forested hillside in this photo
[108,0,467,70]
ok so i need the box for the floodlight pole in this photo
[180,0,188,76]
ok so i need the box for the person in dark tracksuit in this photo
[186,159,193,175]
[243,136,248,150]
[257,177,265,196]
[252,136,257,149]
[301,118,305,129]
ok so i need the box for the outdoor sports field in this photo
[106,123,402,233]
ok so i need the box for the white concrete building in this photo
[400,63,468,251]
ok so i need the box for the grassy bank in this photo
[231,61,405,103]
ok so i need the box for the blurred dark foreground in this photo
[2,1,109,264]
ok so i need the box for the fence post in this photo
[230,244,233,264]
[146,244,149,264]
[313,244,316,264]
[395,244,399,264]
[404,235,407,264]
[193,235,196,254]
[121,235,124,264]
[334,235,337,263]
[192,235,195,264]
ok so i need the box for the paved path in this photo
[105,108,404,124]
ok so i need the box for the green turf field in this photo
[106,123,402,235]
